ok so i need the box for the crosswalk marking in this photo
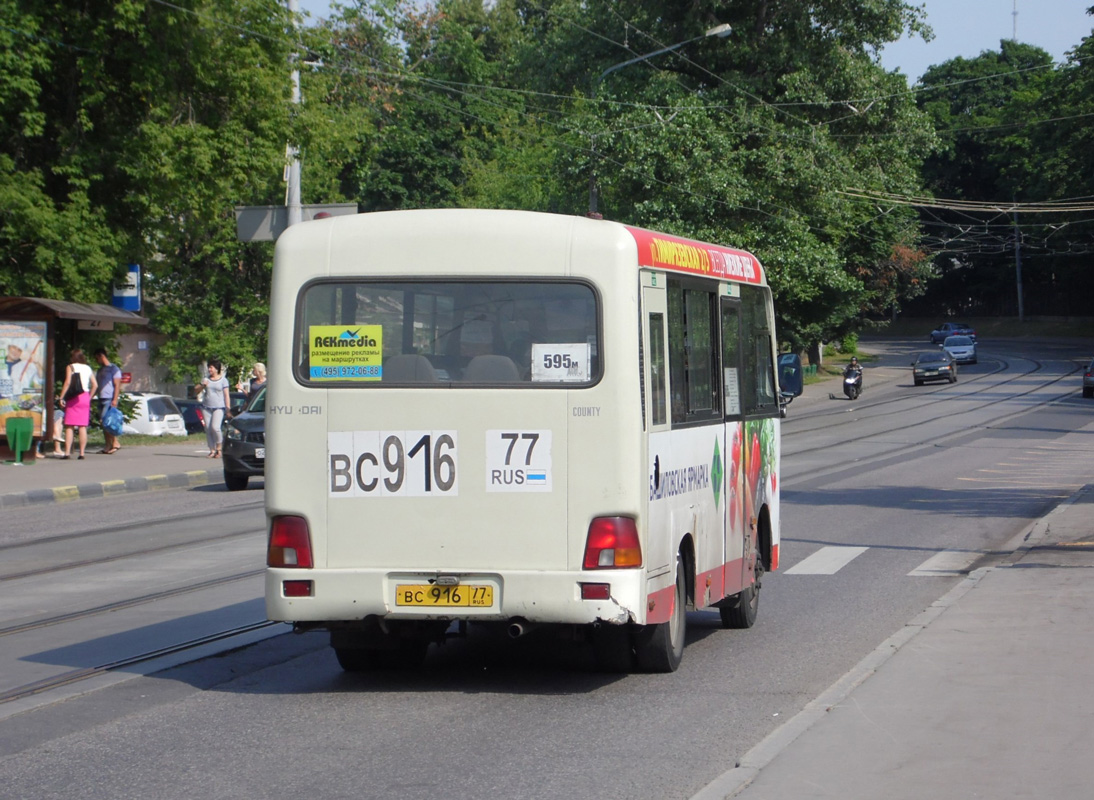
[784,546,869,575]
[906,549,981,577]
[780,546,986,577]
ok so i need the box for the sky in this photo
[879,0,1093,80]
[295,1,1093,82]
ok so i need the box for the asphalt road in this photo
[0,337,1091,799]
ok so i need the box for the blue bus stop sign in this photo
[111,264,141,312]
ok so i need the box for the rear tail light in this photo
[583,516,642,569]
[267,515,314,568]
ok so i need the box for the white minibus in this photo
[265,209,801,672]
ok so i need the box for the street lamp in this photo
[588,23,732,216]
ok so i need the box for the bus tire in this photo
[634,555,686,673]
[721,557,762,629]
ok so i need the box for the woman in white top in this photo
[58,349,98,460]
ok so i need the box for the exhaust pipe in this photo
[507,619,534,639]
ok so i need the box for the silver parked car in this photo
[942,335,977,365]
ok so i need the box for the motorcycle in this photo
[843,366,863,400]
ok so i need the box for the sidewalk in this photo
[0,440,224,508]
[693,498,1094,796]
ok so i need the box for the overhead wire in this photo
[134,0,1090,258]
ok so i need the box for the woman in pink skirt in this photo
[59,349,98,460]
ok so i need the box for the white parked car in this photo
[121,393,187,436]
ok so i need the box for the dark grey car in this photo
[912,351,958,386]
[222,387,265,491]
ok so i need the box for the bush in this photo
[839,333,858,354]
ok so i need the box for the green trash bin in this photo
[5,416,34,465]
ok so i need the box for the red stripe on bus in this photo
[646,582,677,625]
[647,556,751,624]
[626,226,764,284]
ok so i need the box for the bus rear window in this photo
[295,280,600,387]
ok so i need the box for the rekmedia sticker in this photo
[309,325,382,381]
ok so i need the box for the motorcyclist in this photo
[844,356,862,378]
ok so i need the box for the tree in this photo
[0,1,306,379]
[912,37,1094,317]
[494,0,937,353]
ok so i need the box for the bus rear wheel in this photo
[634,555,686,672]
[721,557,762,629]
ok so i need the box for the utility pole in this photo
[1013,207,1025,322]
[285,0,302,228]
[1012,0,1019,41]
[233,1,357,242]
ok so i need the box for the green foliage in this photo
[5,0,1092,365]
[912,32,1094,317]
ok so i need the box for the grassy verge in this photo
[799,346,876,385]
[53,432,207,449]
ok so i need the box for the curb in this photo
[0,469,219,509]
[689,568,990,800]
[689,481,1094,800]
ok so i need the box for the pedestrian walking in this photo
[236,362,266,404]
[196,359,231,458]
[59,349,98,460]
[93,348,123,454]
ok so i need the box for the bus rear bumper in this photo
[265,568,642,626]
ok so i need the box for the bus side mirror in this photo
[778,353,804,398]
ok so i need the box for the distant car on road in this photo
[912,351,958,386]
[929,322,976,344]
[172,398,206,435]
[1084,358,1094,399]
[222,386,265,491]
[121,393,187,436]
[941,335,978,365]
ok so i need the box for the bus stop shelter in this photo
[1,297,148,456]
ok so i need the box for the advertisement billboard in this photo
[1,320,46,436]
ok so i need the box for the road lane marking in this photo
[907,549,981,576]
[784,546,869,575]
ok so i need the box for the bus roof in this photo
[625,225,764,285]
[274,209,766,286]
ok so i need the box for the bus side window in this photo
[668,280,720,425]
[649,312,667,426]
[721,301,741,418]
[741,285,777,416]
